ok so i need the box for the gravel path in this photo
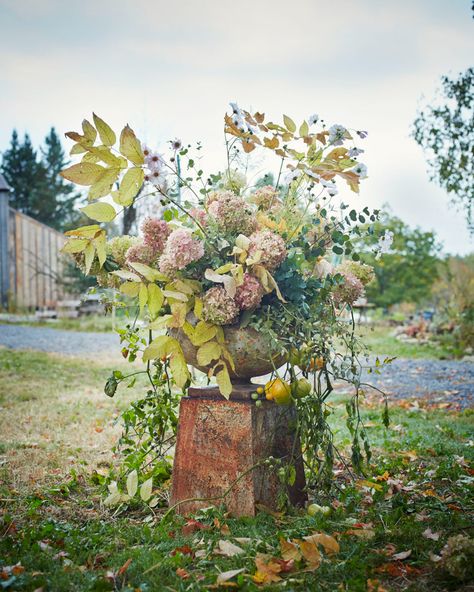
[361,358,474,409]
[0,324,119,356]
[1,324,473,408]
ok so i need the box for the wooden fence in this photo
[0,177,65,310]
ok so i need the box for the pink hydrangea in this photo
[248,230,287,271]
[202,286,239,325]
[158,228,204,275]
[333,271,364,306]
[234,273,264,310]
[190,207,209,228]
[141,217,171,254]
[126,242,158,266]
[207,190,257,235]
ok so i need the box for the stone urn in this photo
[171,322,285,382]
[169,323,307,517]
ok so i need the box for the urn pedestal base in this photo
[170,385,307,517]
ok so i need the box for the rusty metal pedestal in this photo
[170,384,307,517]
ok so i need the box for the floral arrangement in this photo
[61,106,388,490]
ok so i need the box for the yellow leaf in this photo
[148,314,173,330]
[61,162,106,186]
[169,302,187,327]
[88,167,121,200]
[119,125,144,165]
[299,121,309,136]
[147,284,164,318]
[139,283,148,311]
[82,119,97,142]
[253,554,282,584]
[65,224,101,239]
[81,202,116,223]
[128,261,167,282]
[70,143,87,155]
[221,346,236,372]
[62,238,89,254]
[84,242,95,275]
[280,538,302,562]
[85,146,122,168]
[113,167,144,206]
[264,136,279,149]
[169,349,190,388]
[194,297,203,319]
[93,233,106,266]
[162,290,188,302]
[192,321,217,346]
[303,533,339,555]
[120,282,140,297]
[112,269,141,282]
[93,113,116,146]
[197,341,221,366]
[298,539,321,569]
[216,364,232,399]
[283,115,296,133]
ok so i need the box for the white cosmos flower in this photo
[305,168,320,181]
[320,178,338,196]
[328,124,347,146]
[170,138,182,151]
[144,150,166,172]
[375,230,394,259]
[348,147,364,158]
[352,163,368,179]
[308,113,319,125]
[284,169,301,184]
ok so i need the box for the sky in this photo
[0,0,473,254]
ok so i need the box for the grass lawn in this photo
[0,348,473,591]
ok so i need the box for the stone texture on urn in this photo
[170,385,307,517]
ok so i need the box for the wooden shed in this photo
[0,174,65,310]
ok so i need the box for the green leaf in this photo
[140,477,153,502]
[197,341,221,366]
[112,269,141,282]
[191,320,217,346]
[62,238,89,254]
[216,364,232,399]
[84,242,95,275]
[112,167,144,206]
[82,119,97,142]
[299,121,309,136]
[142,335,190,388]
[119,125,144,165]
[128,261,168,282]
[147,284,164,318]
[139,283,148,311]
[283,115,296,133]
[65,224,101,239]
[169,349,190,388]
[88,167,121,200]
[61,162,106,186]
[81,202,117,223]
[93,113,116,146]
[126,470,138,497]
[120,281,140,297]
[93,233,106,266]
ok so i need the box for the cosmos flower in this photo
[308,113,319,126]
[328,124,347,146]
[352,163,368,178]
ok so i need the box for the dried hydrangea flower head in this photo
[202,286,239,325]
[207,190,257,235]
[248,230,287,271]
[141,217,171,254]
[234,273,264,310]
[337,260,375,286]
[158,228,204,276]
[250,185,281,210]
[332,271,364,306]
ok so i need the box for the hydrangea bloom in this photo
[248,230,287,271]
[158,228,204,276]
[207,191,257,235]
[190,207,209,228]
[221,169,247,192]
[337,260,374,286]
[202,286,239,325]
[234,273,264,310]
[251,185,280,210]
[126,242,158,267]
[333,271,364,306]
[106,235,139,266]
[141,217,171,254]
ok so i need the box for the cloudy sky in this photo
[1,0,473,253]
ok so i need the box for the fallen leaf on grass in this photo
[392,550,412,561]
[298,539,321,570]
[345,528,376,540]
[253,553,283,584]
[375,562,422,577]
[176,567,190,579]
[182,519,209,536]
[117,558,132,576]
[280,538,302,562]
[216,568,245,584]
[171,544,194,557]
[303,532,339,555]
[367,579,388,592]
[422,528,440,541]
[215,540,245,557]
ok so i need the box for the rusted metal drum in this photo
[170,384,307,517]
